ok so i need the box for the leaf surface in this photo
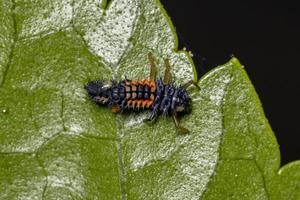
[0,0,299,199]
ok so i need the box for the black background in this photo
[161,0,300,165]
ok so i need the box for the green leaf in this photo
[0,0,299,199]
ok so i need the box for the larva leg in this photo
[172,112,189,134]
[119,99,127,112]
[182,80,200,90]
[143,109,158,124]
[148,52,157,81]
[163,58,171,84]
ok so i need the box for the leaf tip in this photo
[229,57,242,68]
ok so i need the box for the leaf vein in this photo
[70,0,111,73]
[117,141,126,200]
[0,0,17,87]
[246,114,270,199]
[35,154,48,200]
[60,92,67,132]
[115,0,141,70]
[80,134,118,142]
[18,26,73,41]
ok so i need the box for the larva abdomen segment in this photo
[124,80,156,109]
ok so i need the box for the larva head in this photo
[85,81,112,105]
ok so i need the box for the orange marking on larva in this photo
[151,87,156,93]
[111,105,120,113]
[149,80,155,87]
[131,100,137,107]
[143,80,147,86]
[127,100,132,106]
[146,100,153,108]
[131,80,138,85]
[137,100,143,107]
[145,80,152,87]
[137,80,144,85]
[150,80,156,93]
[125,80,131,86]
[142,100,148,108]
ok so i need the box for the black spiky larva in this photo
[85,53,199,133]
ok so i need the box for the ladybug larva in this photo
[85,53,198,133]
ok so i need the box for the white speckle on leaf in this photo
[69,123,84,134]
[83,0,140,65]
[20,0,73,38]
